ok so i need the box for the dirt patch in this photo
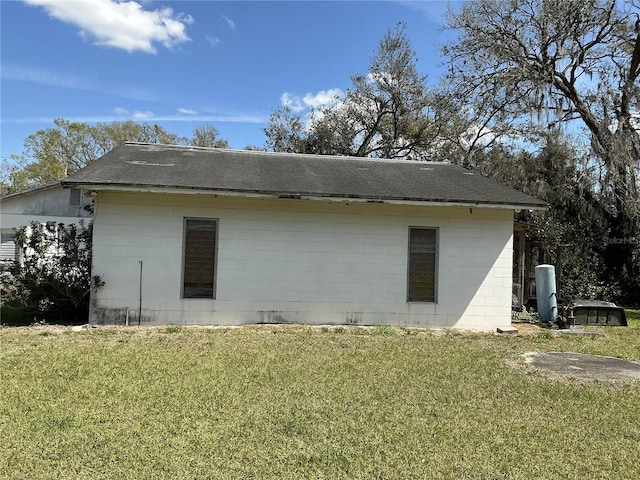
[524,351,640,381]
[512,323,541,335]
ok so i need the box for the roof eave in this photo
[1,181,62,200]
[62,181,548,211]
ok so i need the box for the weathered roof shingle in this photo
[62,143,547,208]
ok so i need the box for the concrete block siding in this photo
[90,191,514,330]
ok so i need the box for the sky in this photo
[0,0,461,164]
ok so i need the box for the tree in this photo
[476,134,622,299]
[444,0,640,301]
[0,154,41,195]
[89,120,186,155]
[1,119,229,194]
[0,220,103,324]
[264,23,463,160]
[334,22,435,158]
[264,106,319,154]
[190,124,229,148]
[3,119,100,192]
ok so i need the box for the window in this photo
[182,218,217,298]
[407,228,437,302]
[0,233,18,264]
[70,189,82,207]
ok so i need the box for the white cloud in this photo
[131,110,154,120]
[24,0,193,54]
[116,107,179,122]
[280,92,305,112]
[177,107,197,115]
[281,89,343,112]
[205,35,221,48]
[222,15,236,30]
[303,89,344,108]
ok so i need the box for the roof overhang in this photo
[63,182,549,211]
[0,181,62,201]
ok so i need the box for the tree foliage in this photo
[264,23,464,160]
[444,0,640,303]
[0,221,103,324]
[1,119,228,194]
[475,134,628,300]
[264,106,320,154]
[190,124,229,148]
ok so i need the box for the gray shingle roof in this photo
[62,143,547,208]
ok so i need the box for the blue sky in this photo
[1,0,460,164]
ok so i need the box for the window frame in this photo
[406,227,438,303]
[181,217,218,299]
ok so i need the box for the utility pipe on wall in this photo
[138,260,143,326]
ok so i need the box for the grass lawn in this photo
[1,312,640,479]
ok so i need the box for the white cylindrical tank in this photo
[535,264,558,322]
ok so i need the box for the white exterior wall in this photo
[90,191,514,331]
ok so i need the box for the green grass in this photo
[1,321,640,479]
[626,308,640,324]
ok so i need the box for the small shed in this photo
[62,143,546,330]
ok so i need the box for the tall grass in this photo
[1,321,639,479]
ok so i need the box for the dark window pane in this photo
[183,219,216,298]
[408,228,436,302]
[70,189,82,207]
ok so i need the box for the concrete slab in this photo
[497,326,518,334]
[524,352,640,380]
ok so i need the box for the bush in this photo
[0,220,103,325]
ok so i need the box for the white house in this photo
[0,182,93,265]
[62,143,546,330]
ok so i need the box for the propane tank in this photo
[535,264,558,323]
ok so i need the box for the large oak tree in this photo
[444,0,640,293]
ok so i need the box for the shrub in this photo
[0,220,103,324]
